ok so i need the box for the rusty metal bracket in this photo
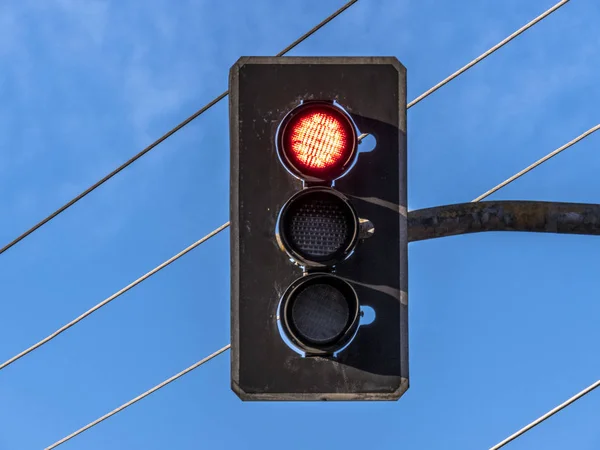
[408,201,600,242]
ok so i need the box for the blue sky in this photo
[1,0,599,448]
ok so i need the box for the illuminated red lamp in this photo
[277,102,357,181]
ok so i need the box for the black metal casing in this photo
[230,57,408,400]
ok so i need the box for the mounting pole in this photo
[408,201,600,242]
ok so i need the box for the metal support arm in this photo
[408,201,600,242]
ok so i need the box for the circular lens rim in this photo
[276,101,358,182]
[277,187,359,268]
[280,273,360,355]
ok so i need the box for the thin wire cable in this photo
[474,125,600,447]
[357,0,569,142]
[0,222,230,372]
[274,0,358,57]
[489,379,600,450]
[473,124,600,202]
[408,0,570,109]
[45,344,231,450]
[0,0,359,258]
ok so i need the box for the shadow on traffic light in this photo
[334,117,407,377]
[334,282,404,377]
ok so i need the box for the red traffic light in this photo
[277,102,357,181]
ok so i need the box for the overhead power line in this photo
[408,0,570,108]
[489,379,600,450]
[0,223,230,372]
[45,345,231,450]
[473,124,600,202]
[0,0,359,258]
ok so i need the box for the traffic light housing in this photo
[230,57,407,400]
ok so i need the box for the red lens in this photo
[279,103,356,180]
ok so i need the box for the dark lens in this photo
[281,189,356,264]
[291,283,350,344]
[280,274,360,355]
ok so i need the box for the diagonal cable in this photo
[0,0,359,257]
[0,223,230,372]
[357,0,569,140]
[361,0,570,137]
[473,124,600,202]
[45,345,231,450]
[489,379,600,450]
[407,0,570,109]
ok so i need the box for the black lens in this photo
[291,283,350,344]
[279,188,358,266]
[280,274,360,355]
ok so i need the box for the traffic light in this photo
[229,57,407,401]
